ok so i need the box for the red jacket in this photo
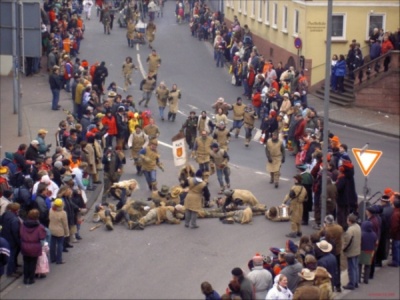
[247,69,256,86]
[252,92,262,108]
[102,116,118,135]
[381,40,394,55]
[295,119,307,140]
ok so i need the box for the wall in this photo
[355,72,400,115]
[0,55,12,76]
[223,0,400,86]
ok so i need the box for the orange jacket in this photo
[381,40,394,55]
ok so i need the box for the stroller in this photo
[131,30,146,45]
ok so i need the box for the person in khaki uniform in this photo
[265,131,285,188]
[143,118,160,141]
[122,56,137,92]
[213,121,230,151]
[132,205,185,230]
[127,125,149,175]
[150,185,170,206]
[126,20,136,48]
[192,130,213,181]
[229,97,245,138]
[139,74,156,107]
[282,175,308,238]
[146,48,161,79]
[146,21,157,50]
[209,143,230,193]
[167,84,181,122]
[155,81,169,121]
[139,139,164,191]
[222,189,261,211]
[80,139,97,190]
[243,104,256,147]
[197,111,214,135]
[183,170,210,228]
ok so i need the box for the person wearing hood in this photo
[375,195,394,267]
[20,209,47,284]
[247,253,273,299]
[359,220,377,284]
[266,274,293,300]
[182,169,210,228]
[49,198,69,264]
[280,253,303,292]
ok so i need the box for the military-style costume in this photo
[220,207,253,224]
[150,185,169,206]
[139,140,164,190]
[143,123,160,141]
[193,135,213,179]
[222,189,260,211]
[243,107,256,146]
[155,84,169,120]
[105,179,139,210]
[231,102,245,138]
[178,164,195,185]
[114,199,152,229]
[265,136,285,187]
[167,89,181,121]
[122,60,136,91]
[209,146,230,191]
[128,129,149,174]
[265,206,290,222]
[197,115,214,135]
[146,22,157,49]
[92,204,117,230]
[182,115,198,150]
[213,125,230,151]
[183,177,210,228]
[132,205,184,229]
[283,183,307,237]
[139,76,156,107]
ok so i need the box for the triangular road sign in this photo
[352,148,383,177]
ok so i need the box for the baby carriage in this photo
[131,30,146,44]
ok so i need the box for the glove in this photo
[268,159,272,163]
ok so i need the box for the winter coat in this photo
[205,290,221,300]
[343,222,361,257]
[280,261,303,292]
[376,203,393,262]
[0,211,20,248]
[283,184,307,224]
[82,143,97,175]
[20,219,46,257]
[322,223,344,255]
[317,252,337,286]
[0,237,10,276]
[266,276,293,300]
[390,207,400,240]
[293,286,320,300]
[184,177,207,213]
[334,60,346,77]
[102,115,118,136]
[247,266,273,299]
[25,145,39,162]
[49,205,70,237]
[336,164,357,207]
[265,138,285,173]
[239,276,255,300]
[359,220,377,265]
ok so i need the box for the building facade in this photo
[223,0,399,86]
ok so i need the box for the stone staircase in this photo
[314,77,355,107]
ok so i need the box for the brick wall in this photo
[355,72,400,115]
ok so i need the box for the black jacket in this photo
[25,145,39,162]
[0,211,20,248]
[49,73,62,90]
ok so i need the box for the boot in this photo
[105,216,114,230]
[144,99,150,108]
[269,173,274,184]
[235,128,240,138]
[172,113,176,122]
[363,265,370,284]
[151,182,158,191]
[245,139,249,147]
[139,99,145,106]
[167,112,172,121]
[275,182,279,188]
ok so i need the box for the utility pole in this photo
[320,0,333,223]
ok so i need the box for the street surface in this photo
[1,2,399,299]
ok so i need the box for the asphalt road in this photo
[2,2,399,299]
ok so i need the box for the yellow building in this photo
[224,0,399,86]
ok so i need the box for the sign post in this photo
[352,148,383,221]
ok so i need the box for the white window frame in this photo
[258,0,263,22]
[293,9,299,37]
[251,0,256,18]
[281,5,288,33]
[366,13,386,40]
[238,0,242,13]
[272,2,278,29]
[331,13,346,41]
[243,0,247,15]
[265,0,270,25]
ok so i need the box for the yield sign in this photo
[351,148,383,177]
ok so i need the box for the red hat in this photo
[384,187,393,196]
[252,253,263,264]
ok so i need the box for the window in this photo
[258,0,263,21]
[251,0,256,17]
[282,5,288,32]
[367,14,385,39]
[332,13,346,40]
[238,0,242,12]
[294,9,299,35]
[265,0,270,25]
[273,2,278,28]
[243,0,247,15]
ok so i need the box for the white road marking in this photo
[136,44,139,51]
[137,53,146,79]
[254,171,290,181]
[187,104,198,110]
[158,140,173,149]
[364,122,383,127]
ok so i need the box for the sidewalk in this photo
[0,66,102,292]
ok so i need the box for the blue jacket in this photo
[0,237,10,276]
[370,43,381,60]
[0,211,20,248]
[334,60,347,77]
[318,252,337,286]
[361,221,377,251]
[205,290,221,300]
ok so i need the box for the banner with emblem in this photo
[172,138,186,167]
